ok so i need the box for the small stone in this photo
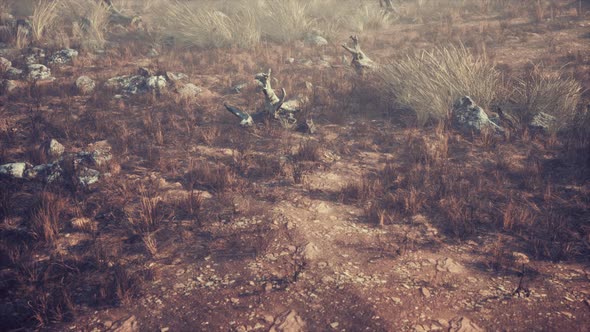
[41,138,65,161]
[420,287,431,298]
[76,76,96,94]
[330,322,339,329]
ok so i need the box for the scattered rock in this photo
[41,139,65,161]
[270,310,306,332]
[48,48,78,65]
[305,34,328,46]
[299,242,320,261]
[451,96,502,134]
[27,64,53,81]
[0,162,28,178]
[77,167,101,187]
[24,47,45,65]
[5,67,23,80]
[111,315,139,332]
[529,112,556,133]
[436,258,464,274]
[0,57,11,71]
[448,316,484,332]
[76,76,96,94]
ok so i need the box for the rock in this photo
[41,139,65,161]
[420,287,431,298]
[146,75,167,91]
[24,162,62,183]
[76,76,96,94]
[305,34,328,46]
[529,112,556,133]
[5,67,23,80]
[270,310,306,332]
[0,162,28,178]
[27,64,53,81]
[448,316,484,332]
[176,83,201,100]
[0,57,11,71]
[77,167,101,187]
[299,242,320,261]
[112,315,139,332]
[436,258,464,274]
[48,48,78,65]
[24,48,45,65]
[85,140,113,167]
[165,72,188,83]
[512,252,530,265]
[105,75,148,94]
[451,96,502,134]
[1,79,19,94]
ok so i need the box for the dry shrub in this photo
[31,0,61,44]
[349,3,393,32]
[30,192,67,244]
[257,0,315,43]
[152,1,260,49]
[512,64,582,133]
[377,44,500,126]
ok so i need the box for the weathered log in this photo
[342,35,376,75]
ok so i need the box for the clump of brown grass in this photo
[377,44,500,126]
[31,0,61,44]
[512,64,582,133]
[30,192,67,244]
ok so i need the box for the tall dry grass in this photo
[512,64,582,132]
[377,44,500,125]
[31,0,61,44]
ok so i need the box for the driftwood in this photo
[342,35,376,75]
[225,69,305,128]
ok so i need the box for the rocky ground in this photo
[1,2,590,332]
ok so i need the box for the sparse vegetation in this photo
[0,0,589,331]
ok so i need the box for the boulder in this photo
[24,47,45,65]
[0,162,28,178]
[5,67,23,80]
[77,167,101,187]
[299,242,320,261]
[448,316,484,332]
[305,34,328,46]
[270,310,306,332]
[27,64,53,81]
[75,76,96,94]
[0,57,11,71]
[105,75,147,94]
[41,139,65,161]
[451,96,502,134]
[529,112,556,133]
[24,162,62,183]
[146,75,167,91]
[48,48,78,65]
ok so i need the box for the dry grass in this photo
[377,44,500,126]
[31,0,61,44]
[512,64,582,132]
[30,192,67,244]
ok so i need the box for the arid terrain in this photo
[1,0,590,331]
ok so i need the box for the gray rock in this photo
[0,162,28,178]
[165,72,188,83]
[41,139,65,161]
[24,162,62,183]
[146,75,167,91]
[448,316,484,332]
[1,79,19,94]
[24,48,45,65]
[529,112,556,133]
[112,315,139,332]
[452,96,502,134]
[48,48,78,65]
[27,64,52,81]
[436,257,464,274]
[176,83,201,100]
[0,57,11,71]
[305,35,328,46]
[5,67,23,80]
[270,310,306,332]
[77,167,100,187]
[105,75,148,94]
[75,76,96,94]
[86,140,113,167]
